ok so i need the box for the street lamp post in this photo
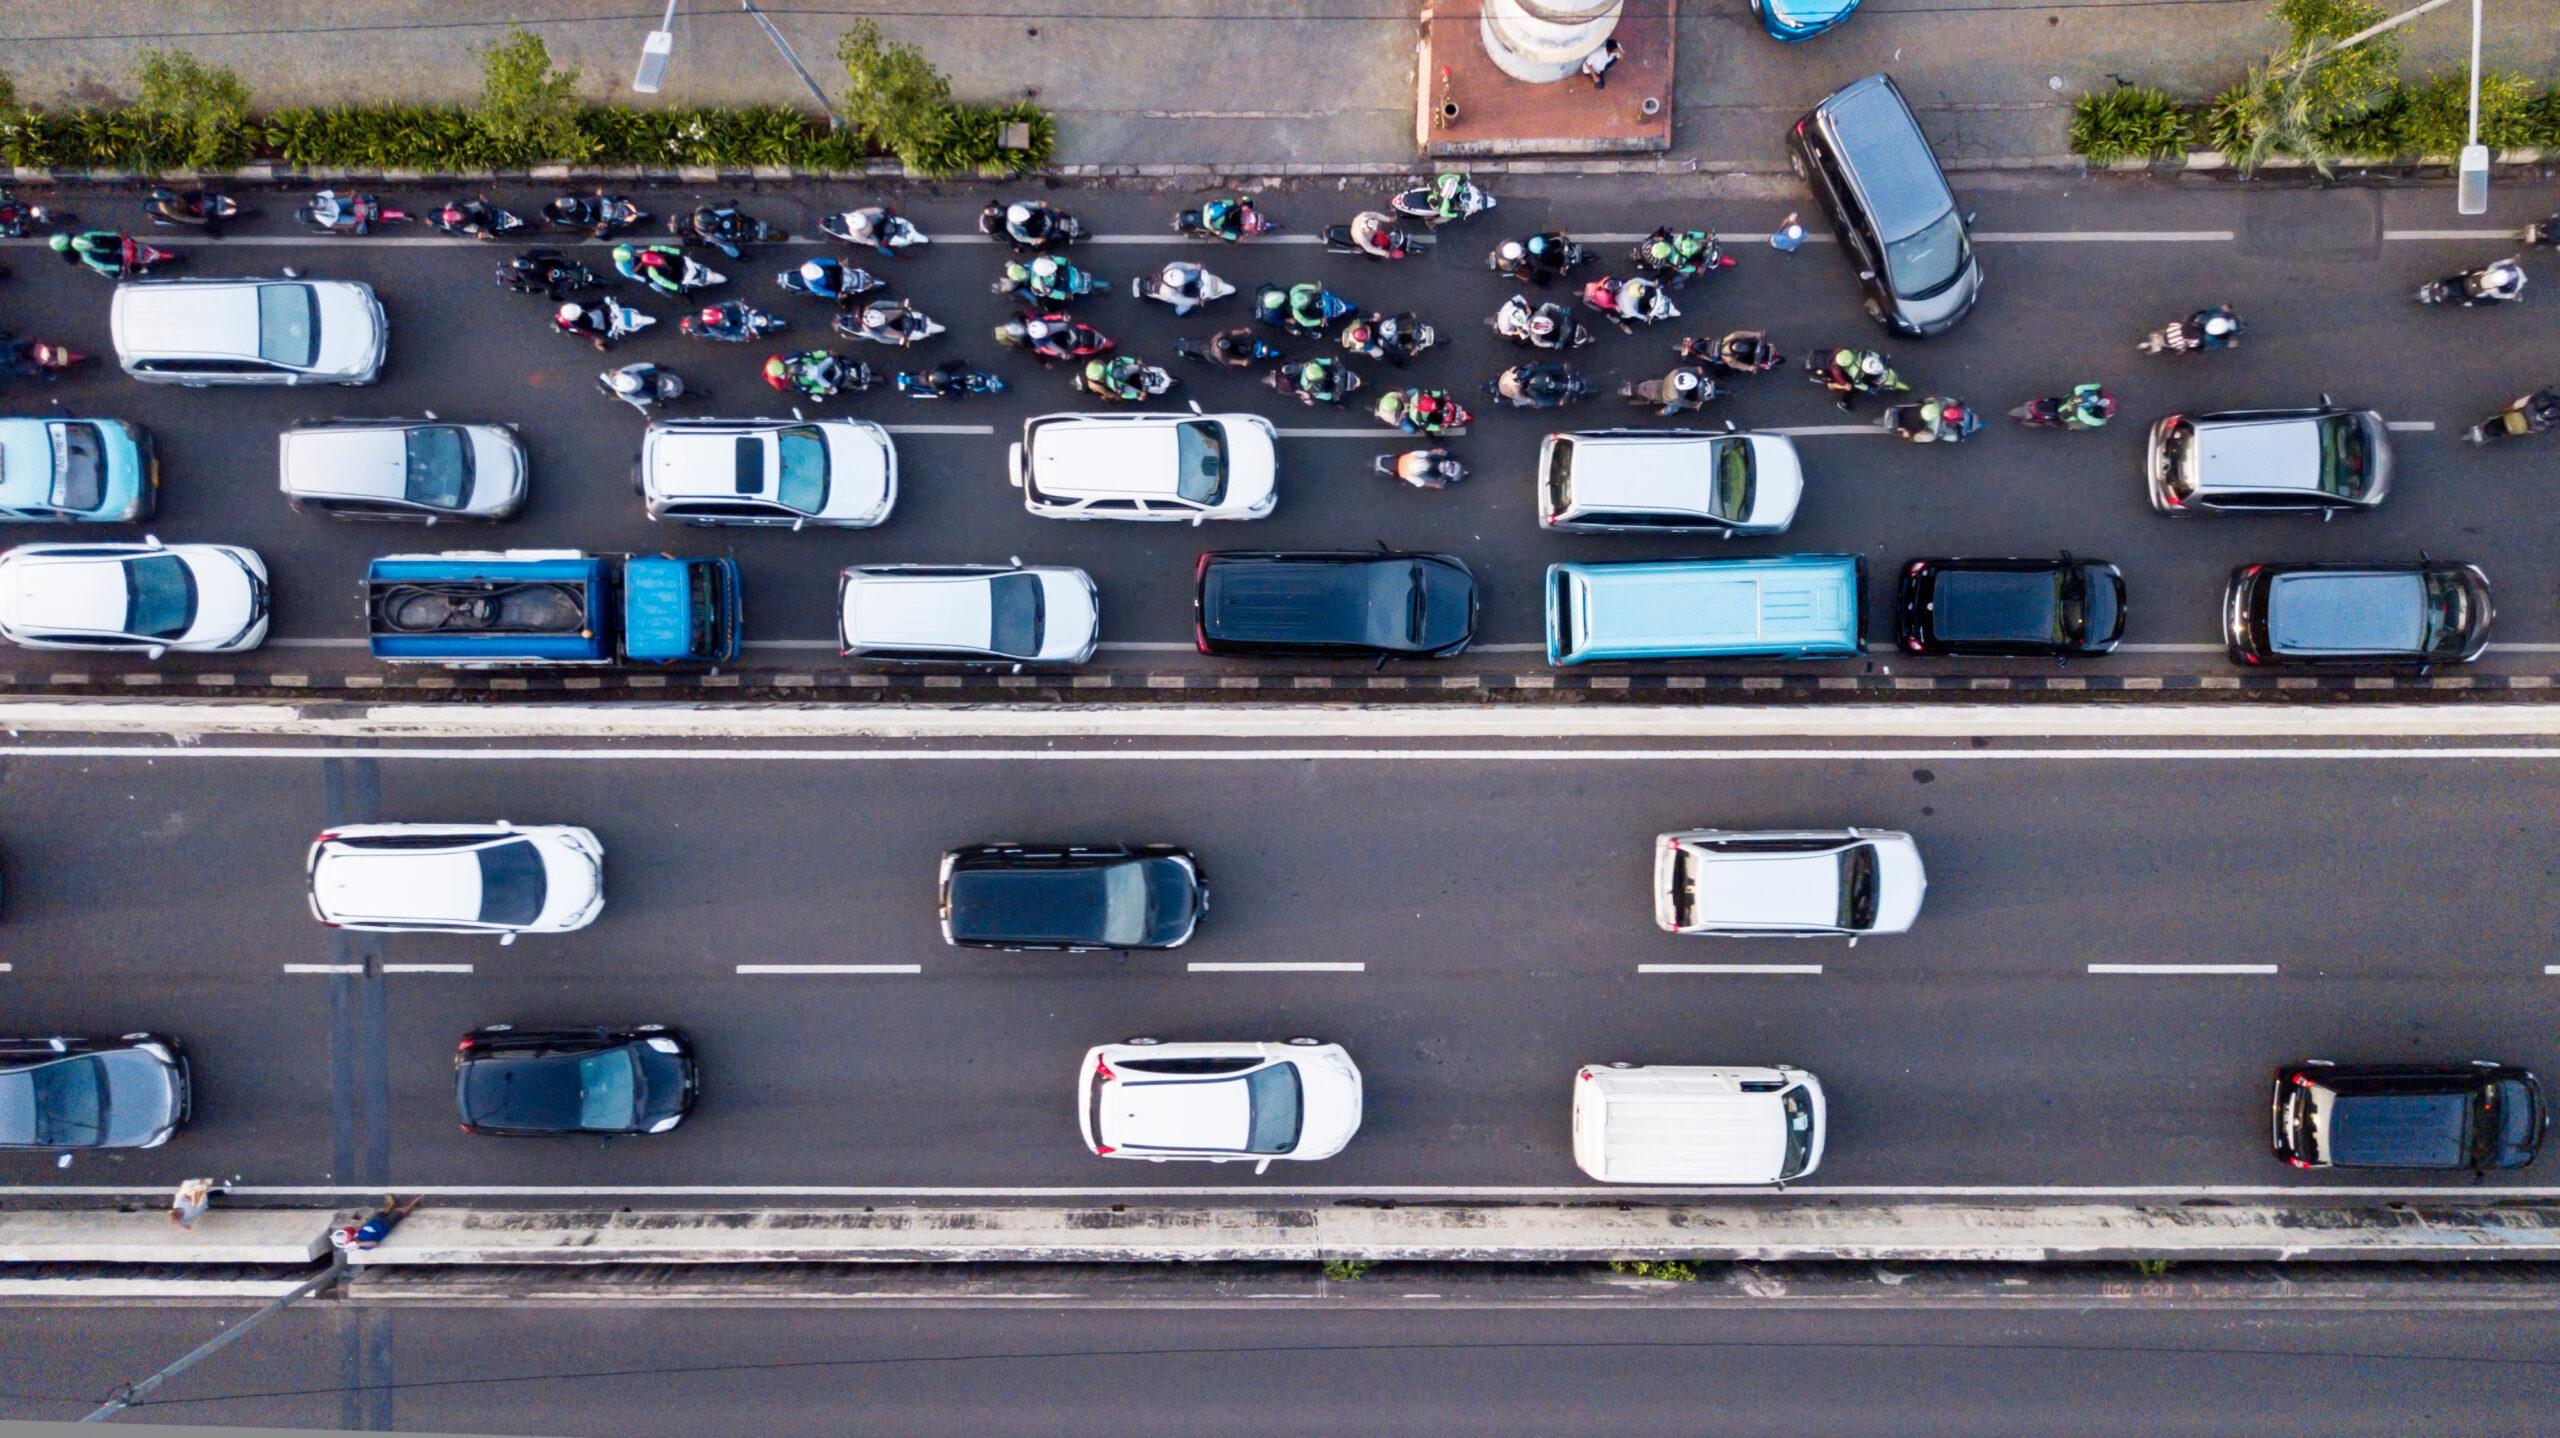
[633,0,680,94]
[2456,0,2487,215]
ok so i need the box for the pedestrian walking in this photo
[1770,212,1805,254]
[333,1194,423,1251]
[167,1177,224,1229]
[1580,38,1622,90]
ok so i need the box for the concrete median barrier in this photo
[0,1207,341,1265]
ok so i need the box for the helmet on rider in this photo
[799,259,829,284]
[557,302,585,324]
[610,368,645,396]
[1032,256,1061,279]
[1025,319,1054,341]
[1530,313,1557,339]
[1856,352,1884,378]
[763,357,787,381]
[46,234,68,253]
[1500,240,1525,263]
[439,206,465,226]
[2201,310,2237,336]
[699,306,727,327]
[861,307,892,329]
[1007,203,1034,227]
[1299,361,1327,387]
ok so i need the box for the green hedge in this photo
[2069,87,2192,165]
[2079,77,2560,164]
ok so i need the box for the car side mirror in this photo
[1008,556,1023,568]
[2321,509,2333,523]
[791,518,807,533]
[1254,1158,1273,1175]
[55,1153,73,1169]
[1187,400,1205,416]
[281,266,302,279]
[1846,935,1859,949]
[500,932,518,947]
[144,644,167,661]
[1963,211,1977,226]
[424,409,439,421]
[142,533,165,550]
[2320,392,2334,408]
[1191,515,1207,527]
[1858,270,1876,281]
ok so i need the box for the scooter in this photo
[1375,448,1467,490]
[1680,331,1782,376]
[1582,276,1679,331]
[1324,214,1433,260]
[1490,294,1597,351]
[894,363,1007,400]
[1390,176,1496,226]
[546,192,648,238]
[821,208,927,255]
[556,297,656,349]
[682,300,788,342]
[1076,360,1178,403]
[2138,309,2243,354]
[981,200,1084,252]
[1802,348,1908,407]
[778,257,883,302]
[1133,262,1235,316]
[497,248,606,298]
[297,190,407,236]
[0,189,75,238]
[670,203,781,259]
[1339,312,1437,367]
[616,244,725,296]
[1175,329,1283,369]
[1374,388,1472,436]
[146,187,243,234]
[1175,199,1277,241]
[1629,229,1734,286]
[427,199,526,240]
[1486,234,1586,286]
[1622,368,1723,415]
[2010,388,2116,431]
[1484,364,1596,410]
[2464,389,2560,445]
[1254,283,1355,336]
[0,336,89,386]
[838,300,945,347]
[597,363,689,413]
[995,313,1113,364]
[764,351,878,401]
[995,257,1106,304]
[2416,259,2527,307]
[1883,400,1984,443]
[1268,361,1364,407]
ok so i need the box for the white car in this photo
[0,539,268,655]
[1010,412,1276,522]
[1077,1039,1363,1171]
[1654,828,1926,940]
[1536,430,1803,536]
[280,419,526,522]
[640,418,896,528]
[307,823,603,942]
[111,278,386,386]
[838,563,1099,666]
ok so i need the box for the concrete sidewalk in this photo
[2,0,2545,172]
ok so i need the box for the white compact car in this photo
[0,539,268,655]
[1010,412,1277,522]
[307,823,604,942]
[112,278,386,386]
[280,419,527,523]
[1572,1063,1826,1185]
[1654,828,1926,940]
[640,418,896,528]
[1536,430,1804,536]
[1078,1039,1363,1171]
[838,563,1098,665]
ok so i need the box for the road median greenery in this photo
[0,28,1052,177]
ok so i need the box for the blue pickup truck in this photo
[365,550,742,667]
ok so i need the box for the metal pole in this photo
[2464,0,2482,145]
[82,1254,345,1424]
[2456,0,2487,213]
[741,1,844,131]
[2318,0,2458,58]
[633,0,683,94]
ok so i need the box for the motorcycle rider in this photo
[1375,388,1457,436]
[1812,347,1901,411]
[555,300,621,352]
[1200,196,1257,240]
[1389,447,1463,488]
[614,242,690,296]
[986,200,1064,249]
[905,358,996,398]
[2182,306,2242,350]
[1896,398,1974,442]
[792,256,865,300]
[1494,294,1573,348]
[0,334,75,384]
[1280,282,1335,331]
[1493,363,1576,407]
[1285,357,1349,404]
[1083,354,1149,402]
[1000,254,1079,300]
[435,198,503,238]
[1189,326,1276,368]
[1683,330,1780,373]
[2461,257,2527,302]
[693,303,759,341]
[764,352,833,399]
[1585,275,1670,329]
[1348,211,1404,259]
[1639,367,1715,415]
[1150,261,1211,306]
[857,301,925,344]
[1341,312,1426,365]
[1427,171,1473,223]
[2469,387,2560,442]
[598,362,679,410]
[1642,226,1712,274]
[49,230,134,278]
[2061,382,2116,428]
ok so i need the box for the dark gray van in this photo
[1788,74,1982,336]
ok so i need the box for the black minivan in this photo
[2273,1061,2544,1171]
[1789,73,1983,336]
[939,844,1207,952]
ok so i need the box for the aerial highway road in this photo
[2,732,2554,1196]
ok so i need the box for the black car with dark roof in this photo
[939,844,1207,951]
[454,1025,698,1137]
[1194,550,1478,660]
[1896,554,2125,657]
[2273,1060,2543,1172]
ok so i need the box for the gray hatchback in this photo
[2224,561,2492,667]
[2149,406,2391,517]
[1788,74,1982,336]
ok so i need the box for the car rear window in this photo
[123,554,196,639]
[256,284,319,369]
[51,423,105,513]
[404,426,472,509]
[474,839,548,926]
[0,1056,104,1147]
[1174,421,1227,506]
[1545,438,1575,516]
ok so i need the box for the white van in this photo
[1571,1064,1825,1184]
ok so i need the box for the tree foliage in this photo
[474,27,586,165]
[837,19,950,163]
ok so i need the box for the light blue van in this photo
[1545,555,1863,665]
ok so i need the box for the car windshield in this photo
[1243,1063,1304,1154]
[1096,860,1158,946]
[2487,1080,2540,1165]
[1836,843,1880,929]
[1884,210,1967,300]
[0,1056,105,1148]
[576,1050,641,1130]
[1173,421,1227,505]
[1711,440,1754,519]
[986,572,1045,659]
[256,283,319,369]
[403,427,473,509]
[1780,1086,1817,1179]
[2421,572,2473,654]
[2051,570,2087,644]
[474,839,548,926]
[123,554,197,639]
[2317,415,2374,499]
[49,423,105,513]
[774,426,830,515]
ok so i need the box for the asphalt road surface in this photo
[2,178,2558,682]
[4,734,2556,1195]
[5,1299,2554,1436]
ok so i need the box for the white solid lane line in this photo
[2385,229,2530,240]
[382,963,474,974]
[2385,421,2436,431]
[1639,963,1823,975]
[2545,965,2560,975]
[8,1181,2554,1198]
[281,964,364,975]
[30,744,2560,761]
[737,964,922,975]
[2088,963,2278,975]
[1971,230,2235,242]
[1188,962,1365,972]
[1767,424,1886,437]
[1276,427,1466,438]
[883,424,995,436]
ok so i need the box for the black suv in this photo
[1195,550,1478,660]
[454,1025,699,1137]
[939,844,1207,951]
[1788,73,1982,336]
[1896,555,2126,657]
[2273,1061,2544,1172]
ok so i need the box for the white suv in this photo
[112,278,386,386]
[1654,828,1926,940]
[280,419,527,523]
[838,563,1099,666]
[1077,1039,1362,1171]
[1010,412,1276,522]
[1537,429,1803,535]
[640,418,896,529]
[307,823,603,942]
[0,539,269,656]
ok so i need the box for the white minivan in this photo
[1571,1063,1826,1184]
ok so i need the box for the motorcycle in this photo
[1390,174,1496,227]
[1485,363,1596,410]
[682,299,788,342]
[1623,367,1723,415]
[764,350,877,401]
[2530,214,2559,249]
[555,297,655,350]
[1076,357,1177,403]
[894,362,1007,400]
[995,255,1106,304]
[427,199,526,241]
[995,313,1113,365]
[670,202,781,259]
[146,186,242,234]
[1338,312,1437,367]
[0,336,88,386]
[838,299,945,347]
[1486,233,1586,286]
[1175,328,1283,369]
[1324,212,1433,261]
[1255,283,1355,336]
[597,363,689,414]
[821,207,926,256]
[296,190,407,236]
[614,243,724,296]
[1175,197,1277,242]
[0,189,75,238]
[53,233,181,280]
[545,192,649,238]
[1268,359,1364,407]
[1491,294,1597,351]
[1803,347,1908,408]
[1630,228,1733,286]
[2011,385,2116,431]
[1375,448,1467,491]
[1374,388,1471,437]
[1884,399,1983,444]
[496,248,606,298]
[2416,258,2527,306]
[2464,388,2560,445]
[981,200,1083,252]
[1680,330,1782,377]
[778,257,883,302]
[2138,307,2243,354]
[1582,275,1679,331]
[1132,261,1234,316]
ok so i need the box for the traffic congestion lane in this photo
[3,742,2558,1190]
[0,180,2555,670]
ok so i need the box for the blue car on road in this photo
[1753,0,1860,40]
[0,417,154,523]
